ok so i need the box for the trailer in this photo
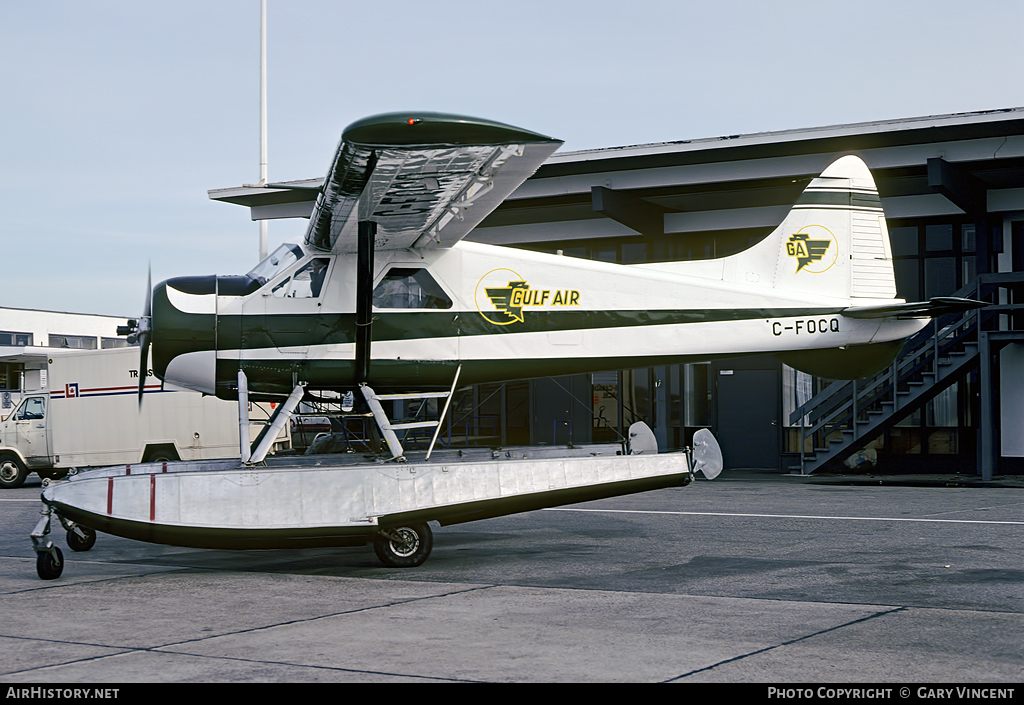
[0,347,281,489]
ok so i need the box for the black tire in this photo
[67,526,97,552]
[36,546,64,580]
[0,454,28,490]
[143,449,178,464]
[373,522,433,567]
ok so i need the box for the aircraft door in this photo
[371,264,458,386]
[258,257,333,356]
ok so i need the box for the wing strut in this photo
[355,220,376,384]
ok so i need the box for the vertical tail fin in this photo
[721,155,897,302]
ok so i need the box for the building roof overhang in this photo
[209,107,1024,244]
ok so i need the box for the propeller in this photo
[116,265,152,407]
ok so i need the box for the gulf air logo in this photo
[786,225,838,273]
[474,268,580,325]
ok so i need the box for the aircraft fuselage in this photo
[151,239,926,400]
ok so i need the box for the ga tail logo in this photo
[786,225,838,273]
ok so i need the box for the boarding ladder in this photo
[361,365,462,462]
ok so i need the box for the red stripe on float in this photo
[150,474,156,521]
[107,477,113,515]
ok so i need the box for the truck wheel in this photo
[373,523,433,567]
[67,526,97,552]
[36,546,64,580]
[143,447,178,463]
[0,455,28,490]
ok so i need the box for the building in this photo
[215,107,1024,477]
[0,307,131,413]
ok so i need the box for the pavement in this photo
[730,467,1024,489]
[1,463,1021,684]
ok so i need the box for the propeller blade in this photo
[137,330,150,408]
[143,265,152,317]
[137,264,152,408]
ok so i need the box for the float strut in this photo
[248,384,305,465]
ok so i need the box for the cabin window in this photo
[373,268,452,309]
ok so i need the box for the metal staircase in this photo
[790,272,1024,476]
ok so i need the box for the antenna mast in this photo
[258,0,268,262]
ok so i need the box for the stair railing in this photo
[791,272,1024,473]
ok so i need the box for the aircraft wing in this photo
[842,297,987,319]
[305,112,563,254]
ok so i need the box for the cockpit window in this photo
[270,258,331,298]
[248,243,303,285]
[373,268,452,309]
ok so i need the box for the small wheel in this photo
[0,454,28,490]
[36,546,64,580]
[67,526,97,552]
[373,522,433,567]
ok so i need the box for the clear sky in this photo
[2,0,1022,317]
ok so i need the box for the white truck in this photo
[0,347,262,489]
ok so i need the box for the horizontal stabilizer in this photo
[842,297,987,319]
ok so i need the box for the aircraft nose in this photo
[151,276,218,396]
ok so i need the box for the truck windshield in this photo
[248,243,304,285]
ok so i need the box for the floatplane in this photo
[31,112,981,578]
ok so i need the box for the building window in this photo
[684,363,711,428]
[49,334,97,350]
[889,218,982,302]
[101,337,132,349]
[925,223,953,252]
[0,331,33,347]
[0,362,24,393]
[591,371,620,443]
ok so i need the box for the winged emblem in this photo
[484,281,529,324]
[787,232,832,272]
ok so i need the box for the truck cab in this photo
[0,393,54,488]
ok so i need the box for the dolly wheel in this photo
[36,546,64,580]
[67,526,97,552]
[373,523,433,567]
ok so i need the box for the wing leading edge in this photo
[305,112,563,254]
